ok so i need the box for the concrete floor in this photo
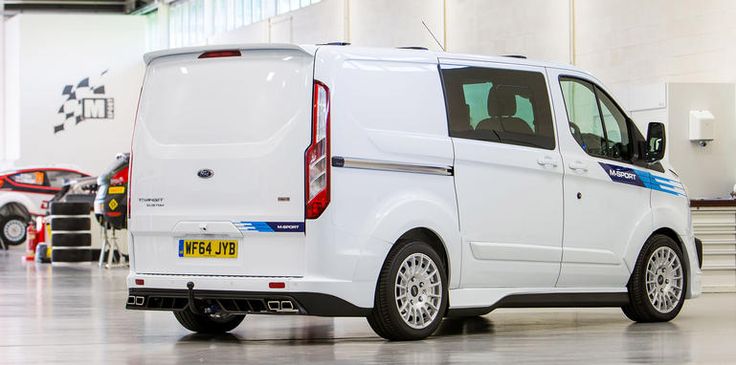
[1,248,735,365]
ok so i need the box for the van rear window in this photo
[138,50,313,145]
[441,65,555,150]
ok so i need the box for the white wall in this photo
[575,0,736,92]
[3,15,21,164]
[3,14,146,175]
[574,1,736,198]
[210,0,443,49]
[209,19,270,44]
[446,0,570,63]
[209,0,346,45]
[665,83,736,198]
[0,3,5,162]
[350,0,444,50]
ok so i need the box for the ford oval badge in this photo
[197,169,214,179]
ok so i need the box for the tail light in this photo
[198,50,241,59]
[305,81,330,219]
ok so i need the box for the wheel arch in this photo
[625,226,695,297]
[650,227,692,285]
[395,227,450,280]
[0,201,32,221]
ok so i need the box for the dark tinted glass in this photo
[441,65,556,150]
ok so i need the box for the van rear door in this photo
[130,46,314,277]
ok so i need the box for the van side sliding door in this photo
[440,60,563,288]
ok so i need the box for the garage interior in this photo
[1,0,736,364]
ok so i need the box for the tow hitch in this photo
[186,281,200,314]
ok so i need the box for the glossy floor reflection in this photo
[1,248,734,364]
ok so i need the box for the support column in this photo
[0,0,5,162]
[157,0,170,49]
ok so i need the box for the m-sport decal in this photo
[233,221,305,233]
[599,163,686,197]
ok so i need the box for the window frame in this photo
[558,75,640,165]
[440,63,558,151]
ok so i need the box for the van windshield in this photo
[138,50,314,145]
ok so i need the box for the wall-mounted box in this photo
[689,110,715,145]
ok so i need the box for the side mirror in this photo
[645,122,666,163]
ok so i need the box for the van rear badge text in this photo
[197,169,214,179]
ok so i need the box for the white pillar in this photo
[203,0,214,42]
[0,1,5,162]
[157,0,170,49]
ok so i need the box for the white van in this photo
[126,44,702,341]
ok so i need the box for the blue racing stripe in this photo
[233,221,305,233]
[599,162,686,197]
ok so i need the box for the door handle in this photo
[537,156,558,168]
[568,160,588,172]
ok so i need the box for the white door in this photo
[440,60,563,288]
[548,69,652,287]
[130,48,315,277]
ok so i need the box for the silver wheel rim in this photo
[3,219,25,242]
[646,246,684,314]
[395,253,442,330]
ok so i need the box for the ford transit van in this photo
[126,44,701,341]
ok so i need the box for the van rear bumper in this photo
[126,272,376,316]
[126,287,371,317]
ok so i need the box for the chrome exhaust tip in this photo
[281,301,295,311]
[267,300,281,311]
[127,296,145,306]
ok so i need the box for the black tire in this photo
[50,217,90,231]
[173,310,245,334]
[49,202,90,216]
[0,215,28,246]
[51,233,92,247]
[367,240,448,341]
[622,234,687,322]
[51,248,92,263]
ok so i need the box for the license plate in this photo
[178,239,238,258]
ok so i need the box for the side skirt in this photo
[446,292,629,317]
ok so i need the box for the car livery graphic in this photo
[232,221,305,233]
[599,162,686,197]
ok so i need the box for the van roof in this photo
[143,43,592,77]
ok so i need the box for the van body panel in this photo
[130,48,314,276]
[314,47,462,288]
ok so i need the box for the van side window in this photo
[560,77,633,161]
[442,65,556,150]
[598,91,632,160]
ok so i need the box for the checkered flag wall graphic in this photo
[54,70,111,134]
